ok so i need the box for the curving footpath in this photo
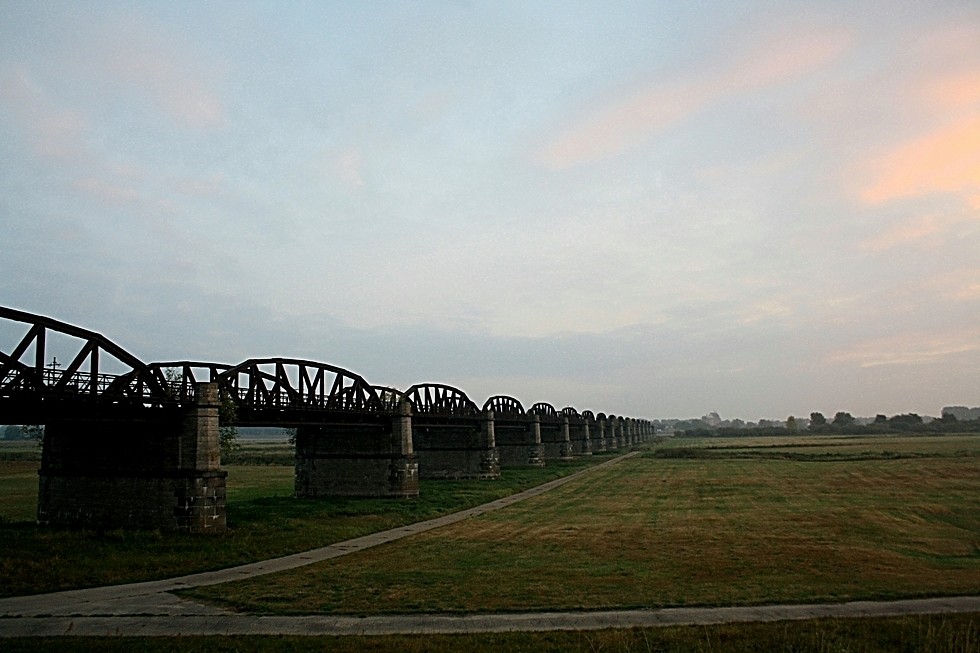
[1,450,977,638]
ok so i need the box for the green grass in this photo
[185,435,980,615]
[0,454,603,597]
[0,440,41,462]
[1,613,977,652]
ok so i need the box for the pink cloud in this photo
[0,67,87,161]
[861,115,980,206]
[853,20,980,210]
[535,24,851,170]
[96,15,225,130]
[828,327,980,368]
[107,52,224,130]
[859,212,955,252]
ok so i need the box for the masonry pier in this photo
[565,408,593,456]
[293,400,419,498]
[37,382,227,532]
[412,412,500,479]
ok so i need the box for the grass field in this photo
[184,434,979,614]
[2,434,978,652]
[0,451,604,597]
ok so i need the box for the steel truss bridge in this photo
[0,306,652,431]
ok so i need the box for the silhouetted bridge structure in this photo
[0,307,654,533]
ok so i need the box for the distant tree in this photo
[889,413,923,424]
[809,412,826,427]
[786,415,799,433]
[833,411,855,427]
[218,390,240,455]
[874,414,888,424]
[940,412,958,423]
[164,366,239,455]
[22,424,44,446]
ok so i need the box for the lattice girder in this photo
[405,383,479,416]
[147,361,232,402]
[529,402,559,421]
[482,395,525,417]
[218,358,383,413]
[0,306,168,405]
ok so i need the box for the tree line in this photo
[673,411,980,438]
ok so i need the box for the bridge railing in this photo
[2,367,168,402]
[229,387,388,413]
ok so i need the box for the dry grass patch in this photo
[187,450,980,614]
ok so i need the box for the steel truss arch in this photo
[147,361,233,402]
[561,406,580,417]
[405,383,479,416]
[371,386,407,412]
[482,395,525,417]
[217,358,383,413]
[0,306,168,407]
[529,402,559,421]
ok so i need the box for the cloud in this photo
[861,114,980,206]
[859,209,979,252]
[827,327,980,368]
[92,14,225,129]
[534,24,851,169]
[106,50,223,130]
[0,67,87,161]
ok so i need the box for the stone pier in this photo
[539,413,573,461]
[565,408,592,456]
[495,414,545,467]
[294,400,419,498]
[592,414,608,453]
[36,382,227,532]
[413,412,500,479]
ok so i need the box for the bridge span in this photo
[0,307,655,533]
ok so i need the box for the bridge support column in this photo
[541,416,573,461]
[609,419,621,449]
[413,411,500,480]
[294,400,419,498]
[570,420,592,456]
[36,382,227,532]
[495,415,545,467]
[593,420,607,453]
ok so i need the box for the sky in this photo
[1,1,978,422]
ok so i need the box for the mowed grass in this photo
[185,436,980,614]
[659,433,980,458]
[0,455,603,597]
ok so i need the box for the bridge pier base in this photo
[495,415,545,467]
[569,420,592,456]
[592,420,608,453]
[36,383,227,532]
[541,416,574,461]
[294,401,419,498]
[414,412,500,479]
